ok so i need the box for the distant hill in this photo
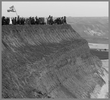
[67,17,109,44]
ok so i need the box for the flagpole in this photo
[13,6,18,17]
[15,11,18,17]
[14,7,18,17]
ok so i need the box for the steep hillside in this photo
[2,24,105,98]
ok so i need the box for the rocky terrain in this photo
[91,59,109,98]
[2,24,106,98]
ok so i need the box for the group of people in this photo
[2,16,10,25]
[47,15,66,25]
[2,15,67,25]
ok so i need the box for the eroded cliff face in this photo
[2,24,105,98]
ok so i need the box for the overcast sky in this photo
[2,1,108,17]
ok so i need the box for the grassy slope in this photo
[2,24,107,98]
[2,25,88,98]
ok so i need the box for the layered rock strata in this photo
[2,24,105,98]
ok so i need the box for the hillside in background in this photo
[67,17,109,44]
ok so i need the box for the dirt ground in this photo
[91,59,109,98]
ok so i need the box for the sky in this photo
[2,1,109,18]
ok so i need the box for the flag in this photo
[7,5,16,12]
[9,6,14,9]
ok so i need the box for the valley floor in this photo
[88,43,109,59]
[88,43,109,50]
[88,43,109,98]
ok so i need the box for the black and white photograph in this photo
[1,1,109,99]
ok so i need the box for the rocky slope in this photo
[91,60,109,98]
[2,24,105,98]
